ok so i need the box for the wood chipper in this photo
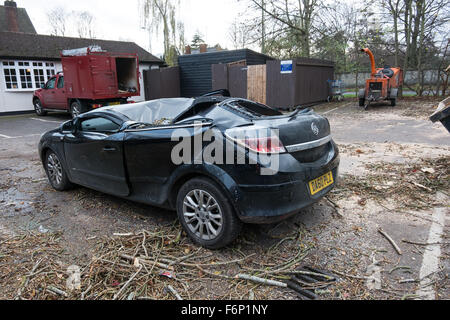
[358,48,403,110]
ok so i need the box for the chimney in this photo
[199,43,207,53]
[4,1,19,32]
[4,1,17,7]
[185,45,191,55]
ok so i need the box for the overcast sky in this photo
[20,0,250,58]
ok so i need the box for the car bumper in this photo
[233,153,340,224]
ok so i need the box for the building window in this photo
[1,60,57,91]
[3,68,18,89]
[33,69,45,88]
[46,69,55,78]
[19,68,33,89]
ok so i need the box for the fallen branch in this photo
[410,182,433,192]
[401,293,420,300]
[332,270,369,280]
[196,265,234,280]
[161,253,256,268]
[402,239,449,246]
[120,254,174,271]
[398,279,417,284]
[81,285,92,300]
[47,286,68,297]
[325,197,344,218]
[113,232,134,237]
[235,274,287,287]
[16,258,42,299]
[166,249,201,267]
[287,270,335,281]
[388,266,411,274]
[378,228,402,255]
[166,285,183,300]
[113,265,142,300]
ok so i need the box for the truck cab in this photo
[33,73,66,116]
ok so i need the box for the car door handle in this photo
[103,147,117,152]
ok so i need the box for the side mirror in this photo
[61,120,74,133]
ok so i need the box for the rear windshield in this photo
[223,100,282,118]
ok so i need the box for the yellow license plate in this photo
[108,102,121,106]
[309,171,334,195]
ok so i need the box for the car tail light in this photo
[92,104,103,109]
[225,126,286,154]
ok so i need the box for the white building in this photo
[0,1,163,115]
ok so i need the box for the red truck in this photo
[33,46,140,118]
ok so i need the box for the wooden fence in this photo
[143,67,180,100]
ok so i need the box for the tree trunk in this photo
[416,0,426,96]
[261,0,266,54]
[401,0,413,97]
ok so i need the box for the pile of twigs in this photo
[1,223,324,300]
[330,156,449,210]
[0,232,68,300]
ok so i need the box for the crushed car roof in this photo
[104,98,195,123]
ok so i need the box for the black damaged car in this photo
[38,95,340,248]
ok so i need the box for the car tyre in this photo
[33,98,47,116]
[44,150,72,191]
[70,100,84,118]
[176,177,242,249]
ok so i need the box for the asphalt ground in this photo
[0,97,448,300]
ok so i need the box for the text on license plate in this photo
[309,171,334,195]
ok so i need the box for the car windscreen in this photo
[105,98,195,125]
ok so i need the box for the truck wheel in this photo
[70,101,84,118]
[390,98,397,107]
[359,98,365,107]
[33,98,47,116]
[176,177,242,249]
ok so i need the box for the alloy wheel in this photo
[47,153,63,186]
[182,189,223,241]
[34,100,43,114]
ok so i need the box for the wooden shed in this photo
[211,57,334,109]
[178,49,274,97]
[142,50,335,110]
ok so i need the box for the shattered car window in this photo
[106,98,195,126]
[224,100,282,118]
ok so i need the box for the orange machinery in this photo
[358,48,403,109]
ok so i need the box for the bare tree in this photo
[229,19,252,49]
[246,0,319,57]
[177,21,186,53]
[75,11,96,39]
[47,7,68,36]
[380,0,403,66]
[140,0,181,59]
